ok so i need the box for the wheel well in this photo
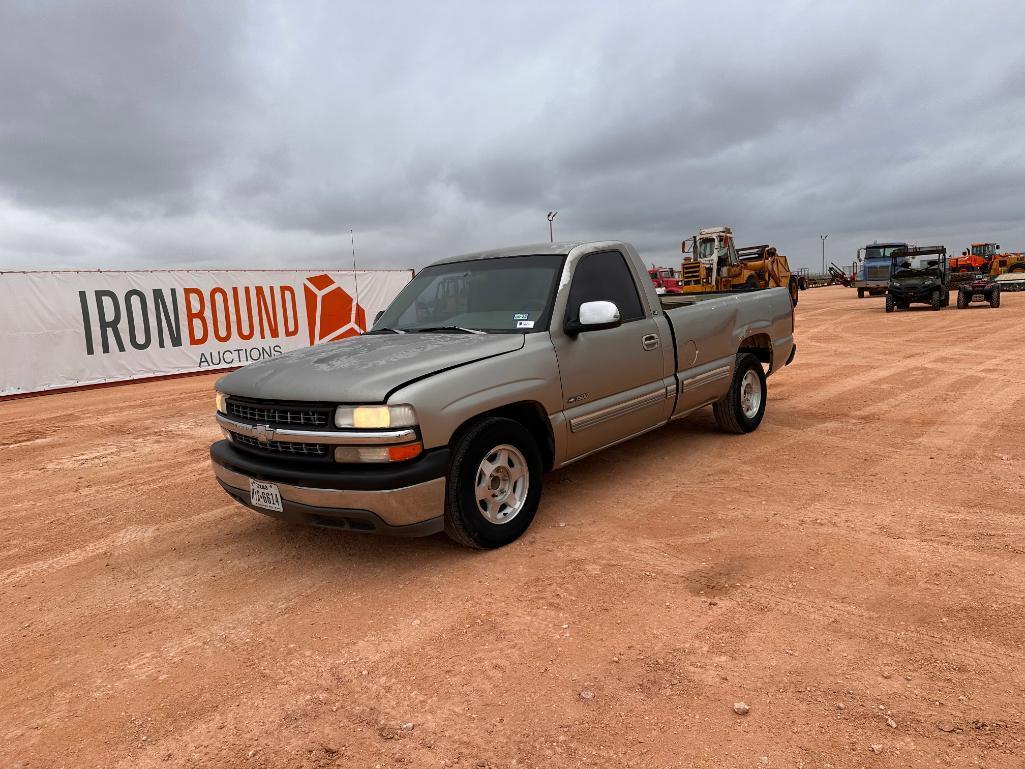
[451,402,556,472]
[738,333,772,366]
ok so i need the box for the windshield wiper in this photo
[364,327,405,334]
[409,326,485,335]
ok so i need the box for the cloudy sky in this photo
[1,0,1024,273]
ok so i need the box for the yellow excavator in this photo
[679,226,800,305]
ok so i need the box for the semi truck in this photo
[210,240,796,549]
[854,241,907,297]
[648,266,685,295]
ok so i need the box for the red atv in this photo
[956,274,1000,309]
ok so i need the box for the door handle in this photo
[642,334,660,351]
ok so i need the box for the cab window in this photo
[566,251,645,324]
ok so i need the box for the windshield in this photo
[372,254,565,333]
[865,245,905,260]
[697,238,718,261]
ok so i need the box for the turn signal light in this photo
[334,442,423,463]
[388,443,423,461]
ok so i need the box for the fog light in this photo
[334,442,423,463]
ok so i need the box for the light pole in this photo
[820,234,828,274]
[547,211,558,243]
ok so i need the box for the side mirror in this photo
[565,300,621,335]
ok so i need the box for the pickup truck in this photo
[210,241,796,548]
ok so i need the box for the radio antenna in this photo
[350,228,362,330]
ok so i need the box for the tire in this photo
[713,353,767,434]
[957,290,968,309]
[930,290,942,310]
[788,278,799,307]
[885,294,895,313]
[941,289,950,307]
[991,288,1000,308]
[745,275,759,289]
[443,417,543,549]
[857,288,866,298]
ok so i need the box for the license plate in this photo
[972,294,985,301]
[250,480,283,512]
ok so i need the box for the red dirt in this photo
[2,286,1023,768]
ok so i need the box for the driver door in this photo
[553,250,669,460]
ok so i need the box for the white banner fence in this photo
[0,268,413,396]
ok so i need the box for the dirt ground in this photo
[2,285,1023,769]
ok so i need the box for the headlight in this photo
[215,391,228,414]
[335,404,417,429]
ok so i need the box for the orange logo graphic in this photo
[303,274,367,345]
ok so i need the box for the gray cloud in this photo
[1,0,1024,272]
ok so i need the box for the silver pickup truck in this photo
[211,241,795,548]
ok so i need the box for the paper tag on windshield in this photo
[513,313,529,320]
[516,320,535,329]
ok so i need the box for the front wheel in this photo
[930,290,942,310]
[957,290,968,309]
[991,288,1001,308]
[857,288,866,298]
[885,294,895,313]
[713,353,767,434]
[444,417,543,549]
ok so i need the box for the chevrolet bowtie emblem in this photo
[253,424,275,444]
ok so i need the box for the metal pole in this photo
[351,228,362,330]
[820,234,828,274]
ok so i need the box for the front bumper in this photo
[210,440,448,536]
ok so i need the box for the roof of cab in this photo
[433,241,591,265]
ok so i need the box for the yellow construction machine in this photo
[679,226,800,305]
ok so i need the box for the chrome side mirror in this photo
[566,300,621,334]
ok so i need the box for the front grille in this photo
[230,431,329,458]
[865,266,890,281]
[227,397,331,427]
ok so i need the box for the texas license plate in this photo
[972,294,984,301]
[250,480,283,512]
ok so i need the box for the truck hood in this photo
[216,333,525,403]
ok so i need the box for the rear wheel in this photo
[788,278,799,307]
[957,290,968,309]
[991,288,1001,308]
[713,353,767,434]
[857,288,866,298]
[444,417,543,549]
[885,294,895,313]
[930,290,942,310]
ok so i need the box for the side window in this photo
[566,251,645,324]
